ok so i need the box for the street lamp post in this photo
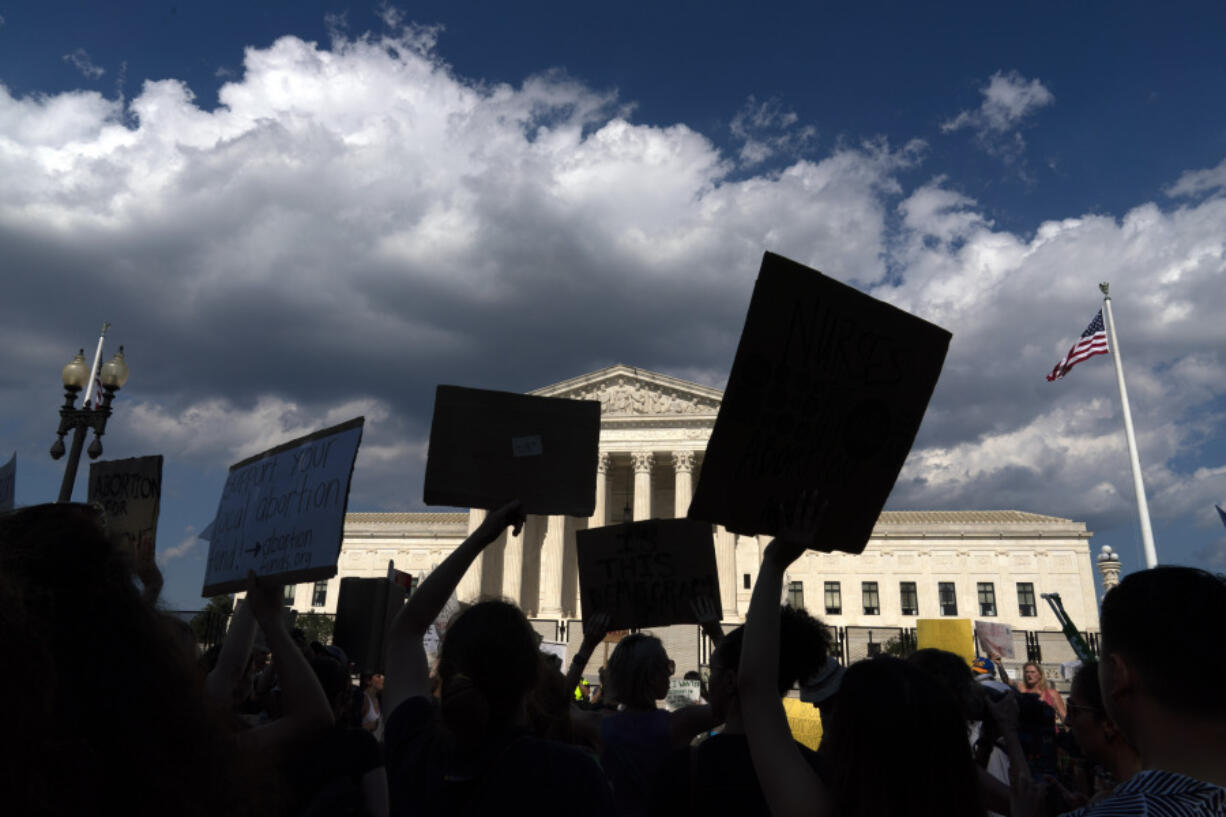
[49,346,130,502]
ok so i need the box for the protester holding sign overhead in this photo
[737,494,984,817]
[382,499,614,817]
[650,604,832,817]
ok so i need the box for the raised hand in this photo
[582,611,611,645]
[245,570,287,628]
[764,490,827,567]
[689,595,725,646]
[475,499,526,542]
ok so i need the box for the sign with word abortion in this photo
[424,385,601,517]
[664,678,702,711]
[202,418,364,596]
[88,455,163,568]
[974,620,1015,659]
[688,252,951,553]
[916,618,974,665]
[0,451,14,511]
[577,518,720,630]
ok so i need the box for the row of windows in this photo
[784,579,1038,618]
[285,581,330,607]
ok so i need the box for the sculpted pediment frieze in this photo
[553,376,722,417]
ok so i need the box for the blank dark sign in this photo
[688,252,951,553]
[424,385,601,517]
[577,518,720,631]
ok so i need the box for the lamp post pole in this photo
[50,343,130,502]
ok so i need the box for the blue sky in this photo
[2,1,1225,609]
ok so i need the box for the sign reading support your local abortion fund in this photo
[688,252,952,554]
[202,417,364,596]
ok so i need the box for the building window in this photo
[312,580,328,608]
[862,581,880,615]
[978,582,997,617]
[939,582,958,616]
[1017,582,1037,617]
[743,573,752,590]
[282,584,296,605]
[899,582,918,616]
[824,581,842,615]
[787,581,805,609]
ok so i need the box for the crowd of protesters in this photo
[2,497,1224,816]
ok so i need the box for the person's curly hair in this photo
[714,605,832,694]
[0,504,274,817]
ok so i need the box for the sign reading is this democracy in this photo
[88,455,162,568]
[202,418,364,596]
[423,385,601,517]
[577,518,721,631]
[689,252,952,553]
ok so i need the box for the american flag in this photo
[1047,309,1109,381]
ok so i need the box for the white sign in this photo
[974,620,1015,659]
[0,452,14,511]
[664,678,702,711]
[540,639,568,667]
[202,418,364,596]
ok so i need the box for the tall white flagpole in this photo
[1099,283,1158,568]
[81,321,111,408]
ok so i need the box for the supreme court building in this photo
[286,364,1101,674]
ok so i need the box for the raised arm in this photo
[239,571,333,753]
[565,611,610,695]
[689,595,725,648]
[738,495,833,817]
[204,595,257,707]
[383,500,525,715]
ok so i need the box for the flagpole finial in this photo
[1098,282,1110,298]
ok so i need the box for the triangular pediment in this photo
[530,364,723,417]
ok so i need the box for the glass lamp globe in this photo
[61,350,90,390]
[99,346,130,389]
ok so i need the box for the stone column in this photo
[1096,545,1122,593]
[672,450,694,519]
[715,525,739,620]
[457,508,486,602]
[632,451,654,521]
[592,452,611,529]
[538,514,565,618]
[503,525,524,607]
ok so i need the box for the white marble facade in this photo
[292,364,1101,638]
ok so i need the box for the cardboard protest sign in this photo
[974,620,1015,659]
[540,639,568,667]
[0,452,14,511]
[88,455,162,568]
[783,696,824,751]
[576,518,720,631]
[916,618,974,665]
[423,385,600,516]
[688,252,952,552]
[202,418,364,596]
[664,678,702,711]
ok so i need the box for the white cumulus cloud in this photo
[941,70,1053,163]
[63,48,106,79]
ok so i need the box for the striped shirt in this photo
[1061,770,1225,817]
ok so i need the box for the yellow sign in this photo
[915,618,974,665]
[783,696,823,751]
